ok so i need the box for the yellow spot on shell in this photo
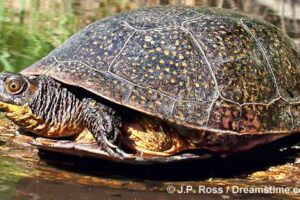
[182,62,188,67]
[216,36,223,41]
[164,50,170,56]
[178,54,184,60]
[158,72,164,79]
[159,60,165,64]
[156,47,162,51]
[144,36,152,42]
[165,68,170,72]
[170,79,176,83]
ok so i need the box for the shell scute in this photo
[111,27,216,102]
[116,6,201,30]
[172,101,211,127]
[243,19,300,102]
[49,19,135,72]
[82,71,134,104]
[239,100,293,133]
[207,98,241,132]
[184,17,277,104]
[127,87,175,119]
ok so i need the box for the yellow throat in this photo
[0,101,83,138]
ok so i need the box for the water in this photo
[0,119,299,200]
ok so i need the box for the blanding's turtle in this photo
[0,6,299,162]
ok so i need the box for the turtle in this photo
[0,6,300,162]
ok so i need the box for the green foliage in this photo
[0,0,140,73]
[0,1,76,73]
[0,21,54,72]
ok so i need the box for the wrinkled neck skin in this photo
[6,76,85,138]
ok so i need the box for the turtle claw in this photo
[102,144,134,160]
[101,135,132,159]
[102,135,117,148]
[116,148,135,159]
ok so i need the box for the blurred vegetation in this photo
[0,0,73,72]
[0,0,299,73]
[0,0,143,73]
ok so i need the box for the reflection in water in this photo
[37,134,300,181]
[0,119,299,200]
[14,178,282,200]
[13,139,300,200]
[0,180,15,200]
[0,157,33,200]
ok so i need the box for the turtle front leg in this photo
[82,98,130,159]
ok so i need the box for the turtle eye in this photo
[5,77,26,94]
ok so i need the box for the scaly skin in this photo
[0,72,187,159]
[0,72,127,158]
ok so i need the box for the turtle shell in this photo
[22,6,300,139]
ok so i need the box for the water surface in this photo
[0,119,299,199]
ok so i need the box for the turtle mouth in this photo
[0,102,43,131]
[0,101,22,113]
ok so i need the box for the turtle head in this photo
[0,72,39,110]
[0,72,42,129]
[0,72,85,138]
